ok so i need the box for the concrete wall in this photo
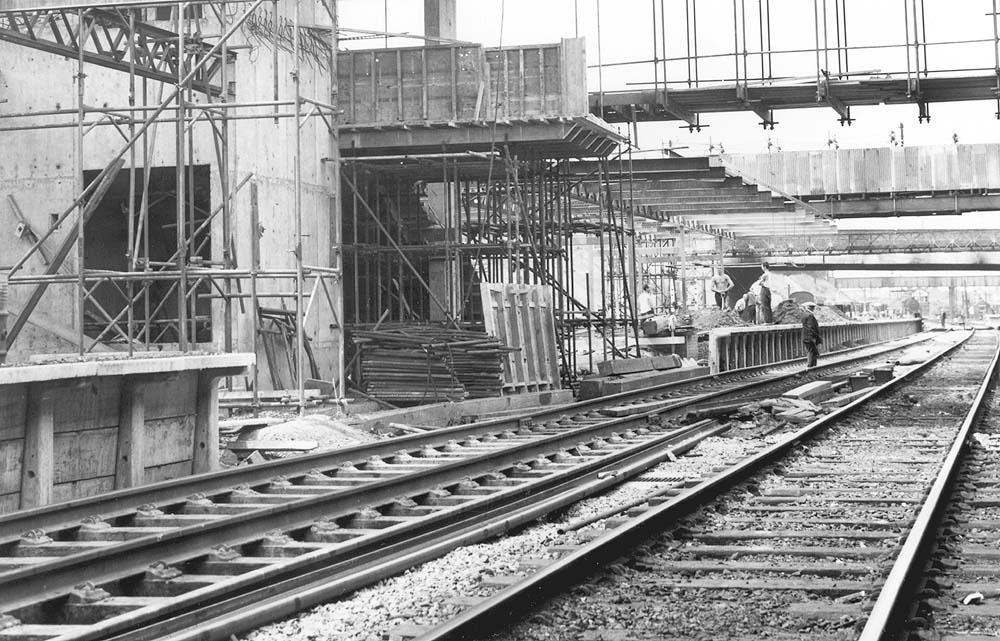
[0,5,342,384]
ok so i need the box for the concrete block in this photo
[873,365,895,383]
[596,358,655,376]
[782,381,834,403]
[849,374,870,392]
[651,354,683,370]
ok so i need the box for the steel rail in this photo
[5,421,727,641]
[0,332,933,538]
[100,422,732,641]
[858,328,1000,640]
[413,331,985,641]
[0,415,713,611]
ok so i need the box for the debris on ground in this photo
[224,414,376,463]
[688,396,827,437]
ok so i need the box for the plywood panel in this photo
[144,416,196,467]
[53,427,116,483]
[0,439,23,494]
[0,384,27,440]
[53,376,121,433]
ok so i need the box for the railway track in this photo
[0,332,952,641]
[395,329,999,641]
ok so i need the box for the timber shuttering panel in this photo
[480,284,560,393]
[0,354,251,513]
[338,38,588,126]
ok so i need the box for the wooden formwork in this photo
[337,38,588,126]
[707,319,923,374]
[0,354,252,513]
[480,284,560,393]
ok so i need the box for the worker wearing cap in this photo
[801,301,821,368]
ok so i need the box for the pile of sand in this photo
[689,307,749,331]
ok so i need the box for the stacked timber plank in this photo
[354,325,508,404]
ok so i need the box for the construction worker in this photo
[637,284,657,320]
[710,267,734,309]
[754,265,773,323]
[801,301,821,368]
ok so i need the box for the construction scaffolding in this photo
[0,0,659,410]
[0,0,343,413]
[340,147,643,390]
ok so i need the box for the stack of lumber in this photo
[354,325,508,403]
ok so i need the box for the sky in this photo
[339,0,1000,155]
[337,0,1000,237]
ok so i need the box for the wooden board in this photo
[229,440,319,452]
[480,283,560,392]
[144,416,196,467]
[0,384,27,440]
[143,373,197,420]
[0,440,23,494]
[53,427,117,484]
[144,460,193,484]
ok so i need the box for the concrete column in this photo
[425,0,457,42]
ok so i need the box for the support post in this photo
[193,372,221,474]
[424,0,457,42]
[20,385,55,509]
[115,378,146,489]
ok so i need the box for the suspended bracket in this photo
[818,72,853,125]
[735,84,776,129]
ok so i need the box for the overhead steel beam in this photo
[765,254,1000,271]
[595,75,1000,124]
[802,193,1000,218]
[732,229,1000,257]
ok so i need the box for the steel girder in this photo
[731,229,1000,257]
[0,7,225,96]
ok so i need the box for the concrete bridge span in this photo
[720,144,1000,218]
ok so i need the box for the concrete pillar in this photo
[948,280,957,317]
[425,0,457,42]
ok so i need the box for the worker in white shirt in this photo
[637,284,657,319]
